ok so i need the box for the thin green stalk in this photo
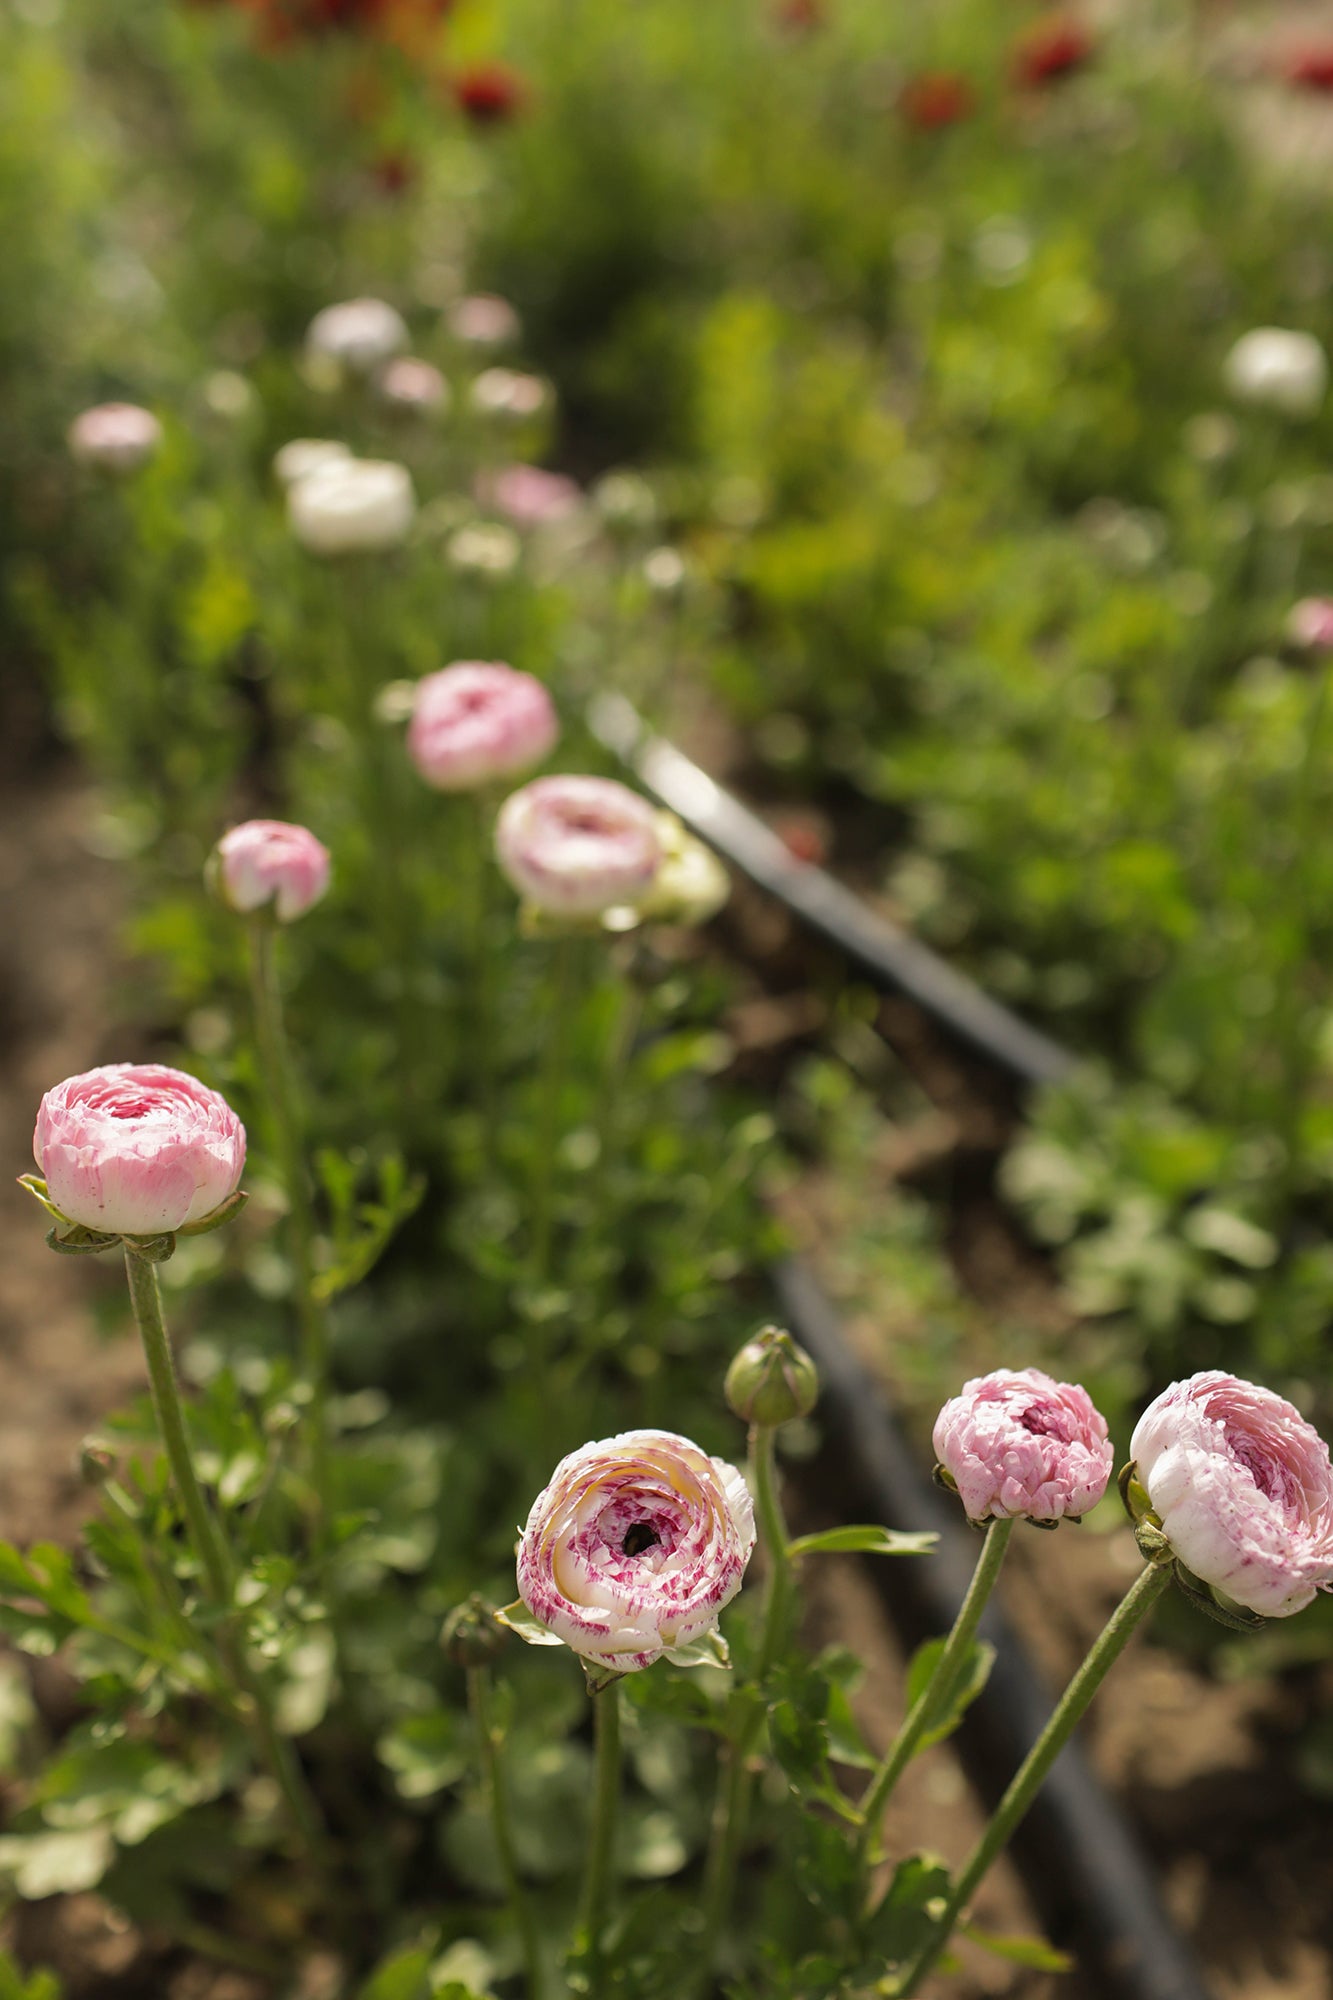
[577,1682,623,1974]
[855,1516,1014,1875]
[124,1249,232,1605]
[530,934,575,1284]
[694,1425,791,1992]
[889,1560,1173,1998]
[468,1666,545,2000]
[1271,658,1332,1200]
[245,921,332,1540]
[122,1248,328,1861]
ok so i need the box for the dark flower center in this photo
[622,1522,660,1558]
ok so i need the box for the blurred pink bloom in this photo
[213,820,331,922]
[477,463,582,528]
[469,368,548,420]
[407,662,558,791]
[1131,1372,1333,1617]
[376,356,450,414]
[1287,597,1333,651]
[515,1429,755,1670]
[34,1064,246,1238]
[495,775,662,916]
[933,1368,1114,1524]
[67,403,162,475]
[447,294,520,346]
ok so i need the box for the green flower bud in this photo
[441,1593,509,1668]
[725,1325,819,1427]
[79,1439,117,1488]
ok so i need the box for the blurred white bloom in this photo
[1183,412,1239,465]
[273,439,353,488]
[446,523,521,575]
[373,679,419,725]
[593,471,658,533]
[447,294,520,346]
[469,368,549,421]
[376,356,450,415]
[1223,328,1327,419]
[203,371,255,420]
[67,403,161,475]
[638,812,730,926]
[643,546,687,594]
[306,297,408,376]
[288,458,416,556]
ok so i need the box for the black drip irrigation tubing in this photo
[587,694,1075,1090]
[778,1260,1215,2000]
[589,696,1214,2000]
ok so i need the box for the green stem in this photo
[468,1666,545,2000]
[122,1248,328,1862]
[245,922,332,1540]
[694,1424,791,1993]
[889,1560,1173,1998]
[577,1682,623,1973]
[855,1516,1014,1875]
[124,1250,232,1605]
[530,935,575,1285]
[1271,659,1332,1199]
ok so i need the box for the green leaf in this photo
[378,1710,471,1801]
[787,1526,938,1559]
[866,1853,952,1967]
[663,1627,730,1669]
[960,1923,1073,1972]
[493,1601,566,1648]
[904,1636,995,1752]
[357,1944,434,2000]
[0,1946,63,2000]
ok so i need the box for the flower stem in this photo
[245,921,332,1542]
[468,1665,545,2000]
[577,1681,623,1974]
[530,935,575,1285]
[693,1424,792,1992]
[122,1247,328,1862]
[888,1559,1173,1998]
[855,1515,1014,1877]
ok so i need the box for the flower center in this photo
[1019,1399,1076,1442]
[622,1522,660,1558]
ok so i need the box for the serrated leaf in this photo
[904,1636,995,1752]
[960,1923,1073,1972]
[787,1526,938,1559]
[493,1601,566,1648]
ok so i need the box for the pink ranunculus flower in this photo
[516,1429,756,1671]
[933,1368,1115,1524]
[67,403,162,475]
[477,464,582,529]
[495,775,662,917]
[1131,1372,1333,1617]
[212,820,331,923]
[376,356,451,415]
[34,1065,246,1239]
[406,663,558,793]
[447,293,521,347]
[1287,597,1333,652]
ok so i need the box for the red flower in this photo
[1285,46,1333,92]
[1012,15,1095,88]
[452,61,529,124]
[901,71,977,129]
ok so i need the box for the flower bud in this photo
[79,1439,117,1487]
[725,1326,819,1427]
[210,820,331,923]
[441,1593,509,1667]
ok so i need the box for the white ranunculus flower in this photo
[1223,328,1328,419]
[306,297,408,376]
[272,439,354,489]
[513,1429,756,1671]
[288,458,416,556]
